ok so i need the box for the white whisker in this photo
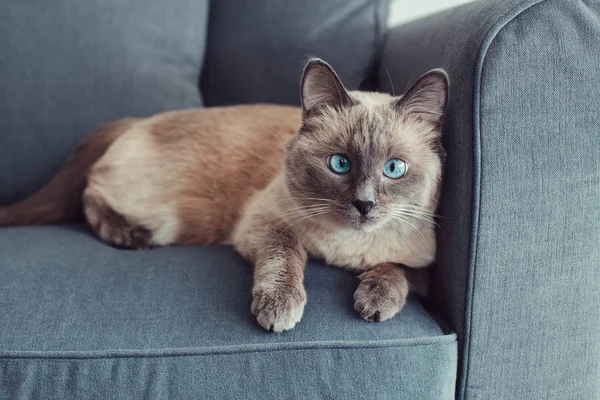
[395,206,437,217]
[268,205,331,223]
[278,206,331,219]
[280,204,331,212]
[395,211,435,224]
[280,197,336,204]
[283,210,331,232]
[394,211,439,229]
[390,215,424,237]
[393,204,444,228]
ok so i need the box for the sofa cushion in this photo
[0,1,209,204]
[0,225,457,399]
[200,0,388,106]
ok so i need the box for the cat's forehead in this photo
[307,98,402,153]
[300,94,438,166]
[343,106,397,155]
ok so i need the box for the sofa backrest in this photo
[201,0,388,106]
[0,0,387,204]
[0,0,209,204]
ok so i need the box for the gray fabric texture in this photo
[379,0,600,398]
[0,226,457,399]
[0,0,209,204]
[200,0,388,106]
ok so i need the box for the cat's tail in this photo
[0,118,137,227]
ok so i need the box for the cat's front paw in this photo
[353,269,409,322]
[251,284,306,332]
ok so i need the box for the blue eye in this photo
[328,154,351,174]
[383,159,407,179]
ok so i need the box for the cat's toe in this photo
[353,278,406,322]
[252,286,306,332]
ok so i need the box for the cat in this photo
[0,58,448,332]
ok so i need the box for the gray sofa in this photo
[1,0,598,398]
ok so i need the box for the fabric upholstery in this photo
[0,226,457,399]
[200,0,388,106]
[379,0,600,398]
[0,0,209,204]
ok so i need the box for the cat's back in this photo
[87,104,301,246]
[146,104,301,149]
[95,104,301,186]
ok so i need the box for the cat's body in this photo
[0,59,448,332]
[84,105,301,248]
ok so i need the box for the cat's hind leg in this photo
[81,126,181,250]
[83,193,155,250]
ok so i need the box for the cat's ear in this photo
[300,58,353,118]
[395,69,449,126]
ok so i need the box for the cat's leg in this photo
[237,227,307,332]
[82,193,154,250]
[353,263,411,322]
[252,228,307,332]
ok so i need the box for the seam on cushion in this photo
[0,333,457,360]
[460,1,551,399]
[374,0,389,49]
[369,0,386,91]
[369,0,382,90]
[374,0,381,44]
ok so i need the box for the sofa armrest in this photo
[379,1,600,399]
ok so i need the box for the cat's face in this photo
[284,59,448,232]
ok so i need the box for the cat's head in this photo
[284,58,448,232]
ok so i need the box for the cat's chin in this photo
[323,212,386,233]
[348,217,384,233]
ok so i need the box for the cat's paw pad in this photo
[251,285,306,332]
[353,276,407,322]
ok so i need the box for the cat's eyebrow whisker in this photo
[384,65,396,97]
